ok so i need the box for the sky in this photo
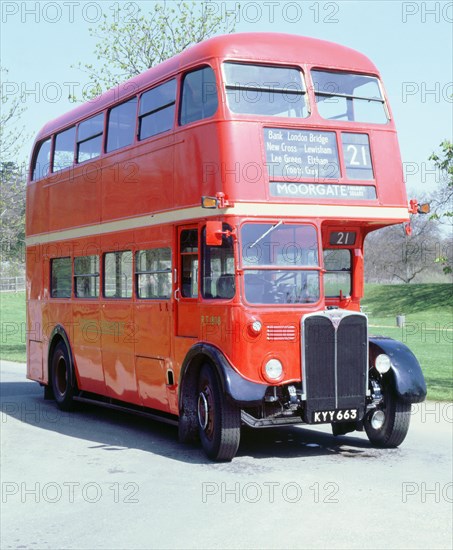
[1,0,452,197]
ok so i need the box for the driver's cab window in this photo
[323,249,351,297]
[202,224,235,299]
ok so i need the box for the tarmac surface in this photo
[1,360,452,549]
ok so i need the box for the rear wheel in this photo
[51,340,76,411]
[197,365,241,461]
[364,385,411,447]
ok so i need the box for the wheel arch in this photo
[178,343,267,409]
[177,343,267,443]
[369,336,427,403]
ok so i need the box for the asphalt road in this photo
[1,360,452,550]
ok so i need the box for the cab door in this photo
[176,226,199,337]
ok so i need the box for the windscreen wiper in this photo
[249,221,283,249]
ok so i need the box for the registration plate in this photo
[312,409,358,423]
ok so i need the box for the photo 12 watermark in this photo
[401,2,453,23]
[201,481,340,504]
[411,402,453,424]
[1,481,140,504]
[1,401,75,425]
[202,2,340,24]
[401,81,453,103]
[402,482,452,503]
[1,2,107,24]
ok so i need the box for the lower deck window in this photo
[104,251,132,298]
[136,248,171,299]
[74,256,99,298]
[51,257,71,298]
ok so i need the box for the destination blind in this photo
[264,127,377,200]
[264,128,340,180]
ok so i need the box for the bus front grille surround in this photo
[301,311,368,423]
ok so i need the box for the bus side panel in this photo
[219,122,265,203]
[72,300,106,395]
[26,245,45,382]
[174,123,223,208]
[26,182,48,236]
[100,300,140,404]
[101,136,174,222]
[48,166,101,233]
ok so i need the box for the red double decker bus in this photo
[26,33,426,461]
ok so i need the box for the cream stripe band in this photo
[25,203,409,246]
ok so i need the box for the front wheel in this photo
[197,365,241,461]
[364,386,411,448]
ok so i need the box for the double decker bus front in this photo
[190,39,426,459]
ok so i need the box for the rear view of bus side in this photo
[26,33,426,461]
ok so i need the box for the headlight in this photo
[264,358,283,381]
[375,354,391,374]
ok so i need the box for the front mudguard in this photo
[179,343,268,408]
[369,336,427,403]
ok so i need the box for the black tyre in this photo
[197,365,241,461]
[364,385,411,447]
[51,340,76,411]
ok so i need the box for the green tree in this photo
[73,1,236,100]
[0,68,27,273]
[429,140,452,274]
[0,162,26,270]
[0,67,26,160]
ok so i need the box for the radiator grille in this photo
[302,312,367,422]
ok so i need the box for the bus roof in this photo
[35,32,380,141]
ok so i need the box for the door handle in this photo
[174,288,181,302]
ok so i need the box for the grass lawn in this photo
[1,285,451,400]
[362,284,452,402]
[0,291,26,362]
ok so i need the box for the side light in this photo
[248,319,262,337]
[375,354,391,374]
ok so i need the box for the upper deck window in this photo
[312,70,388,124]
[139,79,176,139]
[180,67,218,125]
[53,127,76,172]
[224,63,308,118]
[107,98,137,152]
[32,138,51,180]
[77,113,104,163]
